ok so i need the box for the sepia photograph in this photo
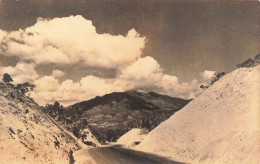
[0,0,259,163]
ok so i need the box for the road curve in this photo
[88,145,184,164]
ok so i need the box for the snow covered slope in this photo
[0,84,81,164]
[117,128,148,148]
[137,66,260,163]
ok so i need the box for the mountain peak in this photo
[45,90,191,144]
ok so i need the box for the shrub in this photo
[2,73,13,84]
[237,54,260,68]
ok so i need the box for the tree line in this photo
[1,73,36,96]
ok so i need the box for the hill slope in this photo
[47,90,191,144]
[117,128,148,148]
[137,66,260,163]
[0,83,81,163]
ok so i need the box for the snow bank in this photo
[117,128,148,148]
[137,66,260,164]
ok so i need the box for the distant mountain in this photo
[0,83,81,164]
[43,90,191,144]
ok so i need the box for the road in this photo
[88,145,184,164]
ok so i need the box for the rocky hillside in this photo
[43,90,191,144]
[137,65,260,163]
[0,83,81,164]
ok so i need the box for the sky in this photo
[0,0,259,106]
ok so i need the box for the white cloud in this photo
[0,15,146,68]
[116,57,203,99]
[0,30,6,42]
[51,69,65,78]
[200,70,216,85]
[79,76,116,97]
[33,76,60,92]
[0,57,205,106]
[0,16,214,106]
[0,62,39,84]
[201,70,216,80]
[31,56,206,106]
[31,75,120,106]
[120,56,162,80]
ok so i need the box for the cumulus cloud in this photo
[116,57,162,89]
[51,69,65,78]
[0,15,213,106]
[0,15,146,68]
[33,76,60,92]
[200,70,216,85]
[201,70,216,80]
[0,62,39,84]
[0,30,7,42]
[120,56,162,80]
[31,75,119,106]
[0,56,207,106]
[115,56,203,99]
[31,56,205,106]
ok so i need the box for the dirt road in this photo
[88,145,183,164]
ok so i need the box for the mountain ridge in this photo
[43,90,191,144]
[66,90,190,113]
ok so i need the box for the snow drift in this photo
[137,66,260,163]
[0,83,81,163]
